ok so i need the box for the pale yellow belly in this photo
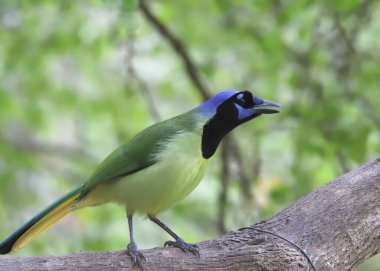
[84,132,208,215]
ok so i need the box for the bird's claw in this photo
[164,238,199,256]
[127,242,146,269]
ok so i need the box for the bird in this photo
[0,90,280,268]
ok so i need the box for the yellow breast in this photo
[89,131,208,215]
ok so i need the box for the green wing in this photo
[80,113,198,196]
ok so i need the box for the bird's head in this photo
[198,90,280,159]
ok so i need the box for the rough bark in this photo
[0,158,379,271]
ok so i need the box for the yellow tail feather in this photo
[10,193,78,254]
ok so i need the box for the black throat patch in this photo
[201,91,262,159]
[201,100,240,159]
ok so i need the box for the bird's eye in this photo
[236,93,248,107]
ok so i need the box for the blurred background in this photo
[0,0,379,269]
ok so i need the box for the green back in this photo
[80,109,202,196]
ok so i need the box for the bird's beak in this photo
[252,99,281,114]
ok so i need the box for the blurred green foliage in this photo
[0,0,379,269]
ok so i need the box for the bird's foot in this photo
[164,238,199,255]
[127,242,146,269]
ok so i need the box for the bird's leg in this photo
[127,212,146,268]
[148,215,199,255]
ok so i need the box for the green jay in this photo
[0,90,280,267]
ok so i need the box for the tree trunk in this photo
[1,158,379,271]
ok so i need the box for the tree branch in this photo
[124,34,162,122]
[1,158,379,270]
[139,0,255,233]
[139,0,211,100]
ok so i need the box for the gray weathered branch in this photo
[1,158,380,270]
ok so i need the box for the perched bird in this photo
[0,90,280,267]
